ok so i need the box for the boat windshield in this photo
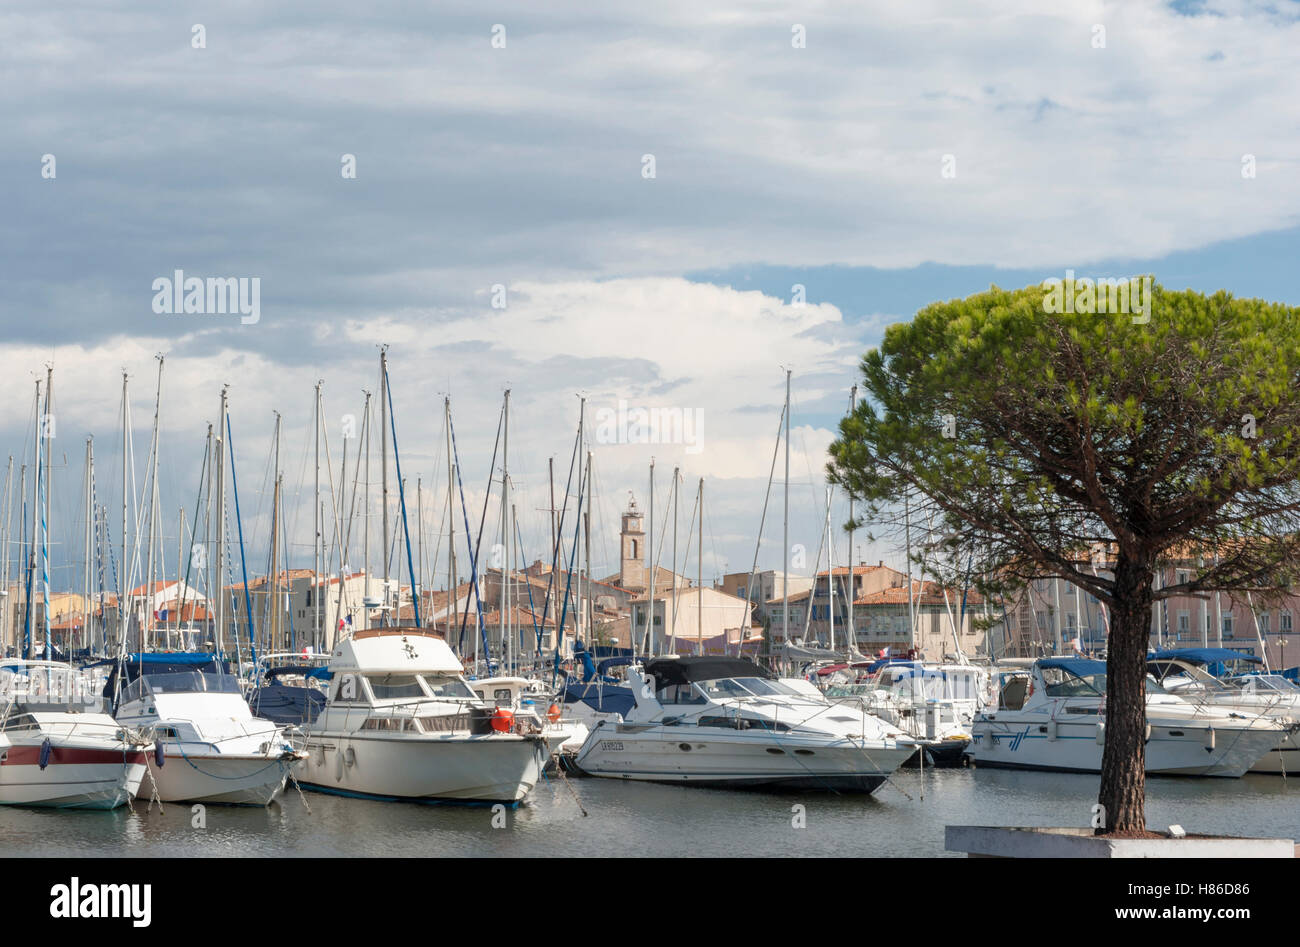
[1230,674,1300,694]
[826,684,872,697]
[422,676,476,700]
[698,678,755,699]
[1042,666,1169,698]
[140,671,241,696]
[366,674,427,700]
[696,677,794,699]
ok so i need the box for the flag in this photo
[878,646,891,659]
[338,618,345,631]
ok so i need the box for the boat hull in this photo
[0,746,147,810]
[968,716,1282,777]
[573,725,915,792]
[298,732,547,803]
[144,752,295,806]
[1248,731,1300,774]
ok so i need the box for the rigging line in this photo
[456,402,504,654]
[513,516,542,653]
[552,454,586,685]
[533,432,581,668]
[226,414,258,664]
[447,410,492,663]
[176,431,211,640]
[384,368,421,629]
[739,401,787,656]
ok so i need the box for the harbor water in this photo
[4,768,1297,857]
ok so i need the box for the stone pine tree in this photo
[828,279,1300,833]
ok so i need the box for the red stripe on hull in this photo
[1,746,148,766]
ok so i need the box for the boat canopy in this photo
[264,665,334,682]
[1147,647,1261,666]
[103,653,231,700]
[645,656,769,687]
[1036,657,1107,677]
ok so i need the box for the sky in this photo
[2,0,1299,599]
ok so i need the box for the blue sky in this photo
[2,0,1298,597]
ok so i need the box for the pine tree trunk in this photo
[1097,551,1155,834]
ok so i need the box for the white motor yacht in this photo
[1,661,151,809]
[110,653,306,806]
[298,629,549,804]
[574,656,916,792]
[968,657,1289,777]
[1147,647,1300,774]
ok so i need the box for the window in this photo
[630,540,639,559]
[1283,611,1293,633]
[366,674,426,700]
[1259,613,1271,634]
[1222,614,1234,637]
[656,684,705,705]
[1177,612,1190,634]
[1177,570,1189,585]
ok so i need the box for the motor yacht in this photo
[967,657,1289,777]
[108,653,306,806]
[573,656,916,792]
[297,629,549,804]
[1147,647,1300,774]
[1,660,151,809]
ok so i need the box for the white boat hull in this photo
[969,715,1282,777]
[1249,731,1300,774]
[299,732,548,803]
[0,745,147,810]
[144,752,295,806]
[574,722,915,792]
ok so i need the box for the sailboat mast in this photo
[41,366,53,661]
[144,356,163,651]
[215,386,228,656]
[500,389,509,659]
[445,397,456,639]
[380,348,389,620]
[26,379,40,659]
[120,373,129,654]
[271,411,282,651]
[671,466,679,652]
[847,385,856,653]
[1,456,13,653]
[697,477,703,654]
[313,381,322,647]
[647,459,655,655]
[84,440,93,654]
[825,484,834,651]
[584,451,592,656]
[782,369,790,650]
[363,390,372,618]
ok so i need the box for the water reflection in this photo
[2,768,1296,857]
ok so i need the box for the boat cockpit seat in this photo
[999,677,1028,711]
